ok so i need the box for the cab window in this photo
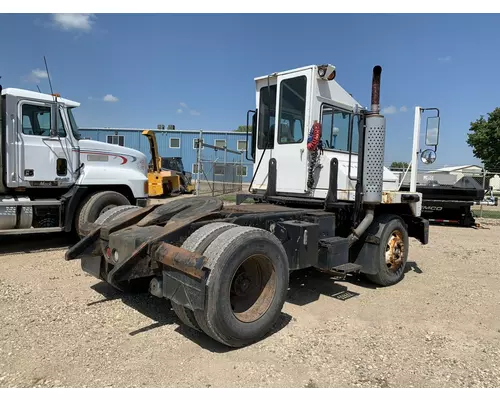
[278,75,307,144]
[21,104,67,137]
[321,105,358,153]
[257,84,277,150]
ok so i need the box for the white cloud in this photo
[382,105,397,115]
[32,69,48,79]
[438,55,451,62]
[103,94,119,102]
[399,106,408,112]
[51,14,95,32]
[25,68,48,83]
[177,101,200,116]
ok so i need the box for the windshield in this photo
[257,84,277,149]
[67,107,81,140]
[161,158,184,172]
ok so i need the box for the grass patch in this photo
[219,194,236,202]
[474,209,500,219]
[218,194,253,203]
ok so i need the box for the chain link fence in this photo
[193,131,245,197]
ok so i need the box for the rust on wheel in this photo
[385,229,405,272]
[229,254,276,323]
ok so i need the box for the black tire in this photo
[193,226,290,348]
[172,222,239,331]
[363,215,409,287]
[76,191,130,237]
[171,303,201,331]
[94,205,140,225]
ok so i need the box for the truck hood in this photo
[78,139,145,159]
[78,139,148,174]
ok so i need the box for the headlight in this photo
[137,157,148,175]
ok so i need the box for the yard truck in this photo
[0,87,149,237]
[65,64,440,348]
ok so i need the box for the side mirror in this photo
[425,116,440,146]
[421,149,437,165]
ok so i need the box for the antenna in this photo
[43,56,58,137]
[44,56,54,94]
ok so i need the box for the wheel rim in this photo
[385,229,405,272]
[229,254,276,323]
[99,204,116,216]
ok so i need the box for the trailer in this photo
[66,64,440,348]
[400,175,485,227]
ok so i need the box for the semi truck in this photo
[65,63,440,348]
[0,87,149,237]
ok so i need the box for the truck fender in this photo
[61,185,89,232]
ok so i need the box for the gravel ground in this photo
[1,220,499,388]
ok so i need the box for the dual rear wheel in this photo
[172,222,290,348]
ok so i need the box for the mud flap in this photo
[81,256,103,279]
[403,215,429,245]
[162,268,207,311]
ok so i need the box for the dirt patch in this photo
[1,224,499,388]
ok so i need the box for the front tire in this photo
[76,191,130,237]
[364,215,409,287]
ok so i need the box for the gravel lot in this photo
[1,220,499,388]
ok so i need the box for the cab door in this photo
[251,77,277,192]
[273,70,311,194]
[17,100,76,188]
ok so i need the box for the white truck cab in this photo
[0,86,148,236]
[246,64,427,217]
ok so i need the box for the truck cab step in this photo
[330,263,362,274]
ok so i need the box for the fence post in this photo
[196,130,202,196]
[212,149,216,197]
[223,145,228,195]
[480,166,486,217]
[241,151,244,191]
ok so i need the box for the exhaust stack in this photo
[370,65,382,113]
[362,65,386,205]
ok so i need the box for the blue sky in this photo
[1,13,499,167]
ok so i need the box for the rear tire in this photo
[363,215,409,287]
[95,205,140,225]
[193,226,290,348]
[76,191,130,237]
[172,222,239,331]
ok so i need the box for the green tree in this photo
[234,125,251,132]
[390,161,410,170]
[467,107,500,171]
